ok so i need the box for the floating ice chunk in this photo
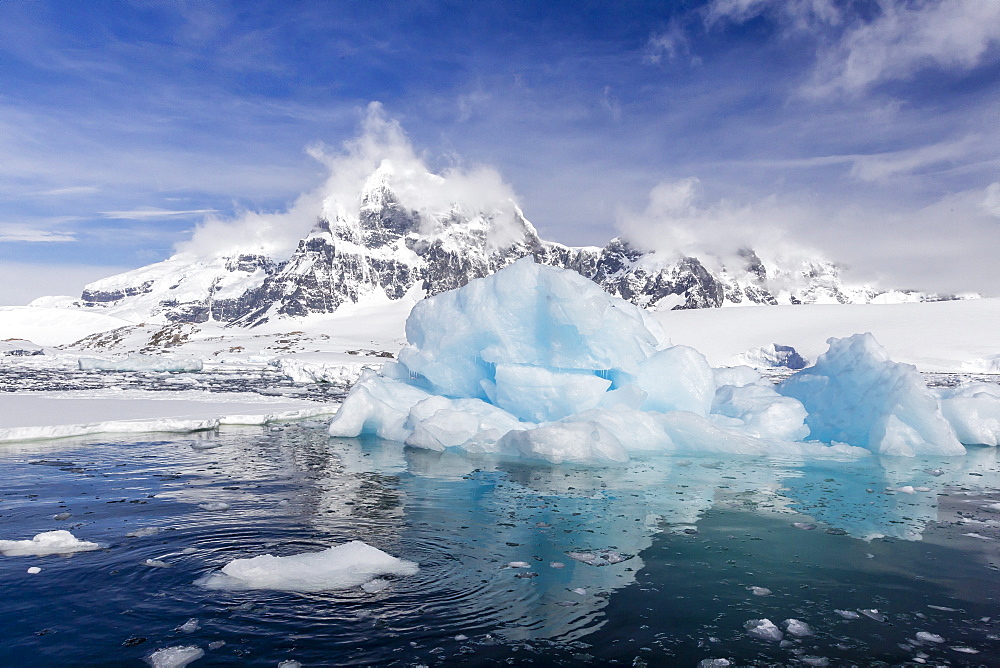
[147,645,204,668]
[744,618,783,641]
[176,618,200,633]
[697,660,732,668]
[712,384,809,441]
[779,333,965,456]
[278,661,303,668]
[198,502,231,512]
[713,365,763,388]
[950,646,980,654]
[634,345,715,416]
[361,578,389,593]
[800,657,830,667]
[497,421,628,465]
[0,530,100,556]
[127,527,161,538]
[859,609,886,622]
[784,618,813,636]
[27,566,41,574]
[747,586,771,596]
[550,562,565,569]
[734,343,807,370]
[505,561,531,569]
[835,609,860,619]
[792,522,816,530]
[915,631,944,643]
[144,559,171,568]
[207,641,225,650]
[79,354,203,373]
[404,395,524,452]
[198,540,418,593]
[571,587,588,595]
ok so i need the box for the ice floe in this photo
[198,540,419,592]
[79,353,203,372]
[147,645,204,668]
[0,530,101,556]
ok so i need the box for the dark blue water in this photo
[1,422,998,666]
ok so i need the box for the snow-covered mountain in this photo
[48,161,953,327]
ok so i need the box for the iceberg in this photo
[329,259,977,462]
[78,353,203,373]
[778,333,965,456]
[938,383,1000,446]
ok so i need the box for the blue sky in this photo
[1,0,998,304]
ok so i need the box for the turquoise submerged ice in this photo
[329,258,988,463]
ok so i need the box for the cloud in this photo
[36,186,100,196]
[100,207,218,220]
[983,182,1000,218]
[806,0,1000,96]
[848,136,979,182]
[600,86,622,122]
[616,177,817,269]
[645,21,691,64]
[179,102,525,258]
[0,224,75,243]
[705,0,841,30]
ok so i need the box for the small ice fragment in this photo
[914,487,931,492]
[747,586,771,596]
[566,549,632,566]
[697,660,731,668]
[277,661,302,668]
[147,645,205,668]
[198,541,418,593]
[792,522,816,530]
[866,553,875,559]
[127,527,161,538]
[983,503,1000,512]
[505,561,530,569]
[800,657,829,667]
[557,601,578,607]
[144,559,171,568]
[894,486,916,494]
[198,502,231,512]
[207,641,225,650]
[915,631,944,643]
[361,579,389,593]
[927,605,958,612]
[514,571,538,579]
[835,610,860,619]
[53,512,72,521]
[744,618,783,642]
[0,530,100,557]
[550,562,565,569]
[779,640,794,648]
[860,609,886,622]
[962,532,995,540]
[924,468,944,476]
[572,587,588,595]
[784,619,813,637]
[950,646,979,654]
[567,551,598,564]
[454,635,468,641]
[176,619,200,633]
[27,566,41,574]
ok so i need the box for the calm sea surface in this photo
[1,422,998,666]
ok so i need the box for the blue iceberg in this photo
[330,259,986,463]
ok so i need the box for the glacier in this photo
[329,259,994,462]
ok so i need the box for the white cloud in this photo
[983,182,1000,218]
[100,207,218,220]
[0,224,75,243]
[848,136,978,182]
[600,86,622,122]
[807,0,1000,96]
[705,0,840,30]
[179,102,525,258]
[645,21,691,64]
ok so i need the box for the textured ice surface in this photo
[330,261,974,462]
[744,618,783,641]
[147,645,204,668]
[779,333,965,456]
[734,343,807,369]
[198,540,419,592]
[938,383,1000,446]
[78,354,203,372]
[280,359,367,385]
[0,530,101,556]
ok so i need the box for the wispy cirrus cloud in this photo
[99,208,218,220]
[0,223,76,243]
